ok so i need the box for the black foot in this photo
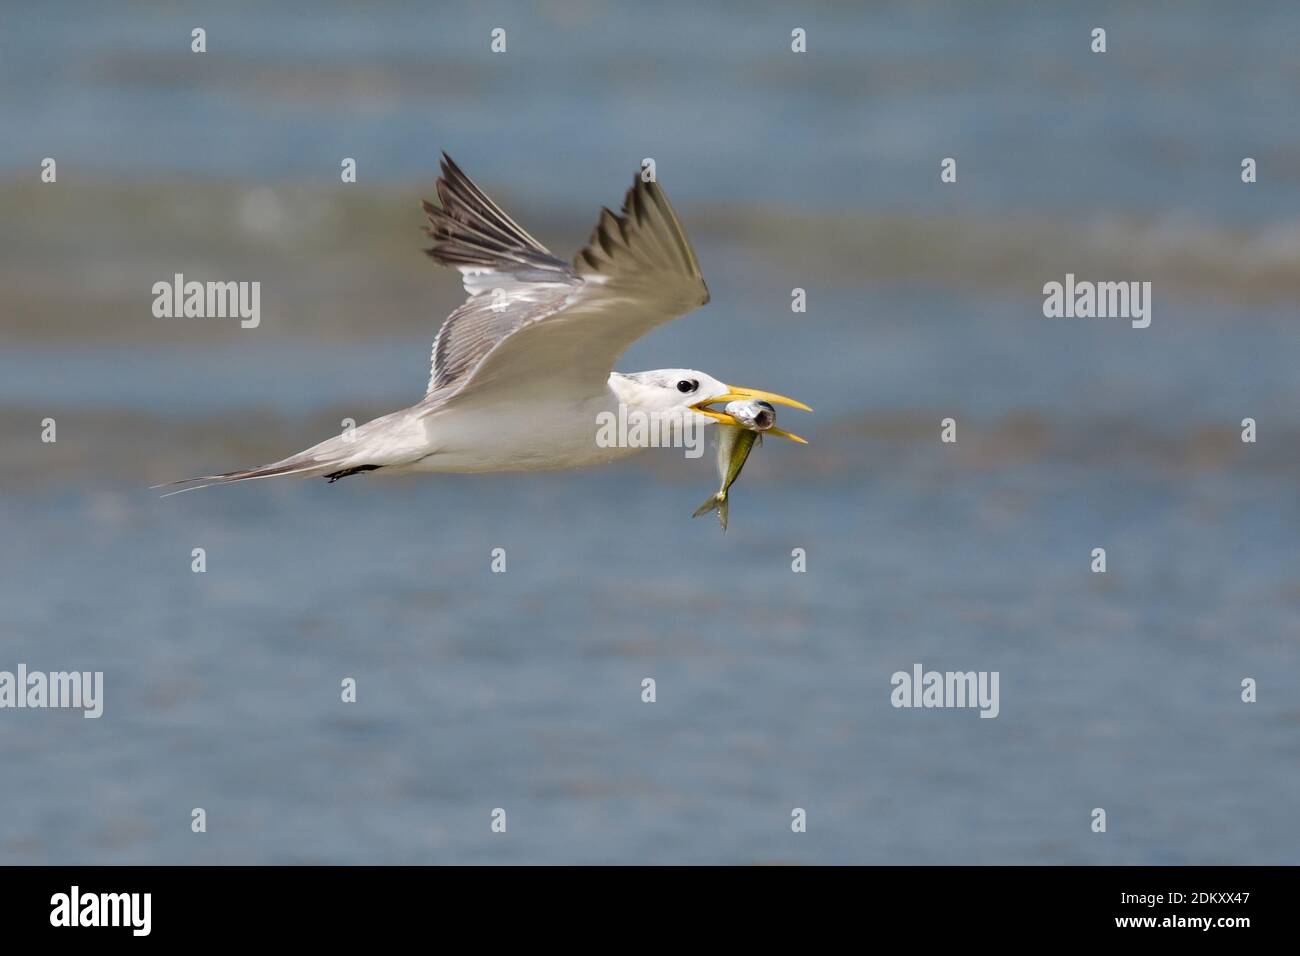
[324,465,382,483]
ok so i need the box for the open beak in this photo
[691,385,812,443]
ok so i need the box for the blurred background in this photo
[1,1,1297,864]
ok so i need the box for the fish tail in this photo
[717,496,729,533]
[692,493,723,519]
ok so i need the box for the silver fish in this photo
[692,400,775,532]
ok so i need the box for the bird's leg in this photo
[324,464,382,483]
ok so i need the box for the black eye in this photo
[676,379,698,393]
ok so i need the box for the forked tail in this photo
[153,409,420,496]
[691,493,730,532]
[152,457,344,497]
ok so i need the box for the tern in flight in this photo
[160,154,810,495]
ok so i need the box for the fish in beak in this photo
[691,386,811,443]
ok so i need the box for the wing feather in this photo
[424,153,564,273]
[419,159,708,405]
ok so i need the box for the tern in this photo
[160,154,810,495]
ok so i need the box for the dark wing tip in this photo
[421,152,572,274]
[573,169,708,306]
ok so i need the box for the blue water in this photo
[4,1,1300,220]
[3,452,1296,864]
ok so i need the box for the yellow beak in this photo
[691,385,812,443]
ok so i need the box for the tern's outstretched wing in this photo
[420,154,709,406]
